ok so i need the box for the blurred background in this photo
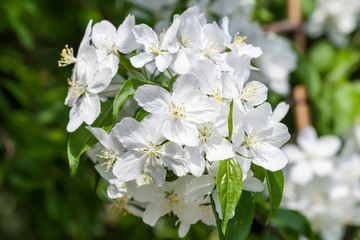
[1,0,360,239]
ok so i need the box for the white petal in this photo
[312,159,334,177]
[178,221,191,238]
[116,14,140,54]
[252,143,288,171]
[87,67,113,93]
[282,144,304,163]
[67,102,83,132]
[114,117,149,149]
[263,122,290,148]
[155,52,171,72]
[243,174,264,192]
[86,126,117,151]
[242,81,267,106]
[289,162,313,185]
[134,84,171,115]
[162,18,180,52]
[316,136,341,157]
[185,175,215,202]
[133,24,159,51]
[92,20,116,50]
[185,146,206,177]
[171,50,192,74]
[82,93,100,125]
[145,164,166,187]
[161,142,190,176]
[130,52,154,68]
[272,101,289,122]
[132,183,165,202]
[143,200,170,226]
[297,126,318,153]
[162,119,199,146]
[112,151,145,182]
[175,202,202,224]
[243,103,272,133]
[107,182,126,199]
[205,138,234,161]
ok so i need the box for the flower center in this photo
[96,149,118,172]
[58,45,77,67]
[198,122,215,143]
[139,141,162,165]
[233,33,247,46]
[67,78,86,99]
[163,190,185,215]
[107,195,130,216]
[101,36,118,55]
[244,129,265,150]
[148,41,161,55]
[168,102,186,121]
[240,83,259,103]
[202,40,222,58]
[210,88,224,103]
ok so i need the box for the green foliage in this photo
[212,191,255,240]
[265,170,284,224]
[113,78,154,124]
[216,158,243,234]
[67,101,113,176]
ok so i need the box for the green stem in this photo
[236,151,254,159]
[99,89,121,94]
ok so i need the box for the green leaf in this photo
[216,158,243,234]
[112,78,154,124]
[251,163,266,182]
[273,208,313,239]
[265,170,284,224]
[67,101,113,176]
[134,107,150,122]
[226,191,255,239]
[228,99,234,142]
[211,191,255,240]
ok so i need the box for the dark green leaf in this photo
[216,158,243,234]
[265,170,284,224]
[67,101,113,176]
[211,191,255,240]
[251,163,266,182]
[134,107,149,122]
[273,208,313,239]
[226,191,255,239]
[112,78,154,124]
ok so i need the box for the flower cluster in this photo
[60,6,291,237]
[282,126,360,240]
[307,0,360,46]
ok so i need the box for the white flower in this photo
[132,176,203,238]
[307,0,360,46]
[134,74,221,146]
[222,55,268,113]
[92,15,140,75]
[232,103,290,173]
[283,126,341,185]
[130,18,181,72]
[65,65,113,132]
[113,114,190,186]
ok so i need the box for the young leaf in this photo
[228,99,234,142]
[216,158,243,234]
[134,107,150,122]
[67,101,113,176]
[211,191,255,240]
[265,170,284,224]
[113,78,154,124]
